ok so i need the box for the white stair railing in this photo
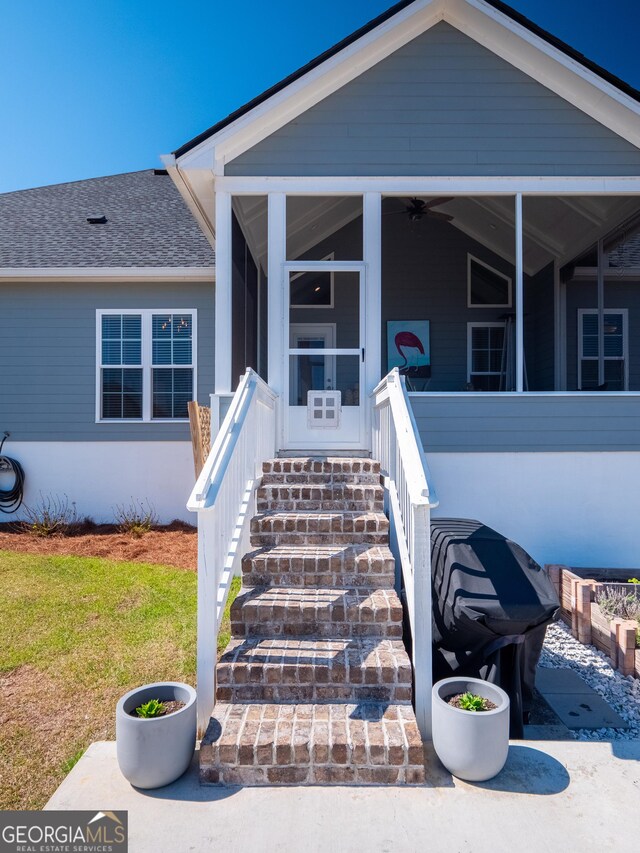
[371,368,439,739]
[188,368,278,735]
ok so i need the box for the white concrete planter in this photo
[116,682,196,789]
[432,677,510,782]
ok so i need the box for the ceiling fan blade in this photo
[427,210,455,222]
[424,196,454,209]
[382,209,413,215]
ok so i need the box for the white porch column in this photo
[597,238,605,387]
[515,192,524,392]
[214,190,232,393]
[267,194,286,448]
[363,192,382,397]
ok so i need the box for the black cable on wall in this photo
[0,433,25,514]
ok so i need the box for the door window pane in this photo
[289,271,360,347]
[289,355,359,406]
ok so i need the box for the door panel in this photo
[285,266,365,449]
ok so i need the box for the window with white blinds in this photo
[97,309,196,421]
[578,309,627,391]
[467,322,506,391]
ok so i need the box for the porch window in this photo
[467,255,512,308]
[578,309,628,391]
[97,309,196,421]
[467,322,506,391]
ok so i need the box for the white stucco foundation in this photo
[426,451,640,570]
[0,442,194,524]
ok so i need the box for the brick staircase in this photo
[199,457,425,785]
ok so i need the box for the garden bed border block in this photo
[545,565,640,680]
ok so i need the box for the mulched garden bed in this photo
[0,520,197,571]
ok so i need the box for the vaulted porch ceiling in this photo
[233,193,640,277]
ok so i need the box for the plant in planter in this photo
[116,681,196,789]
[432,677,510,782]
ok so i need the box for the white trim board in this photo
[0,267,215,282]
[212,176,640,195]
[171,0,640,175]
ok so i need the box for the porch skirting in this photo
[426,450,640,569]
[2,441,194,524]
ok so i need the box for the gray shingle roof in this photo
[0,169,215,268]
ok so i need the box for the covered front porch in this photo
[211,182,640,454]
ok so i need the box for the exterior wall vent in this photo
[307,391,341,429]
[87,214,107,224]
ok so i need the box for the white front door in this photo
[284,263,366,450]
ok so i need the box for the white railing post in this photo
[411,501,433,739]
[188,368,278,736]
[370,368,438,741]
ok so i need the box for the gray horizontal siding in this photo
[1,281,215,441]
[382,208,516,390]
[227,22,640,177]
[411,394,640,451]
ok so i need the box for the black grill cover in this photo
[431,519,560,737]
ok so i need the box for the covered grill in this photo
[431,519,560,737]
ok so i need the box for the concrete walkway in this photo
[46,740,640,853]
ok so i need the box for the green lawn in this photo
[0,550,239,809]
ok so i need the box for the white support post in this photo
[597,238,605,387]
[412,501,433,740]
[553,261,562,391]
[267,193,286,446]
[515,193,524,393]
[214,190,233,394]
[364,192,382,442]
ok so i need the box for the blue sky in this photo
[1,0,638,192]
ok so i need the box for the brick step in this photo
[262,471,381,485]
[263,458,380,481]
[242,544,396,589]
[200,702,425,786]
[216,638,412,704]
[230,586,403,639]
[257,484,384,513]
[250,511,389,546]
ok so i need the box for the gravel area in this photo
[540,621,640,740]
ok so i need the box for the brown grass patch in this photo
[0,665,98,809]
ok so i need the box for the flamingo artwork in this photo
[395,330,425,375]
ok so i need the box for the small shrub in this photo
[135,699,165,718]
[458,692,489,712]
[597,587,640,648]
[22,493,78,536]
[596,587,640,622]
[628,578,640,585]
[113,499,158,537]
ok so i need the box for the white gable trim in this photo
[0,267,215,283]
[174,0,640,175]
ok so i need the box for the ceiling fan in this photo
[385,197,455,223]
